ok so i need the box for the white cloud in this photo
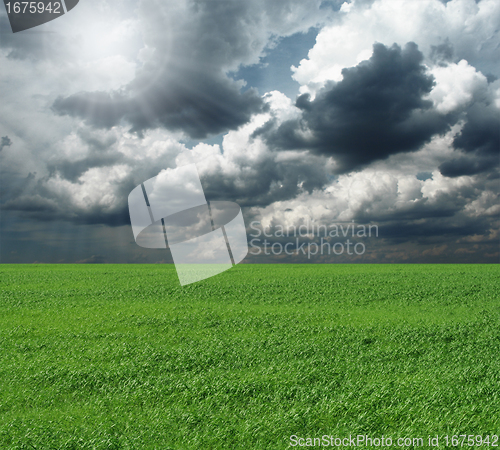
[44,164,130,212]
[292,0,500,97]
[428,60,488,114]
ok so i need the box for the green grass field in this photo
[0,264,499,449]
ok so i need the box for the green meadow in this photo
[0,264,499,449]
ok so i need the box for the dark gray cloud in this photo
[0,135,12,151]
[260,42,454,173]
[440,101,500,177]
[52,76,265,139]
[454,103,499,155]
[200,155,329,208]
[379,216,491,243]
[439,155,499,178]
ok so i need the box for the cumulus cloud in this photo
[428,60,489,114]
[249,164,496,258]
[427,63,500,177]
[0,126,188,226]
[292,0,500,97]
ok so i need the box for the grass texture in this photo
[0,264,499,449]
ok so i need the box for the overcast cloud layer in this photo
[0,0,498,264]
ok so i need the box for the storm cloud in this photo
[262,42,455,173]
[1,0,499,263]
[52,76,265,139]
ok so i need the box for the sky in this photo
[0,0,499,264]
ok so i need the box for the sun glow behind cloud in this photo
[51,1,143,92]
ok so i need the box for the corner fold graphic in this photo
[128,164,249,286]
